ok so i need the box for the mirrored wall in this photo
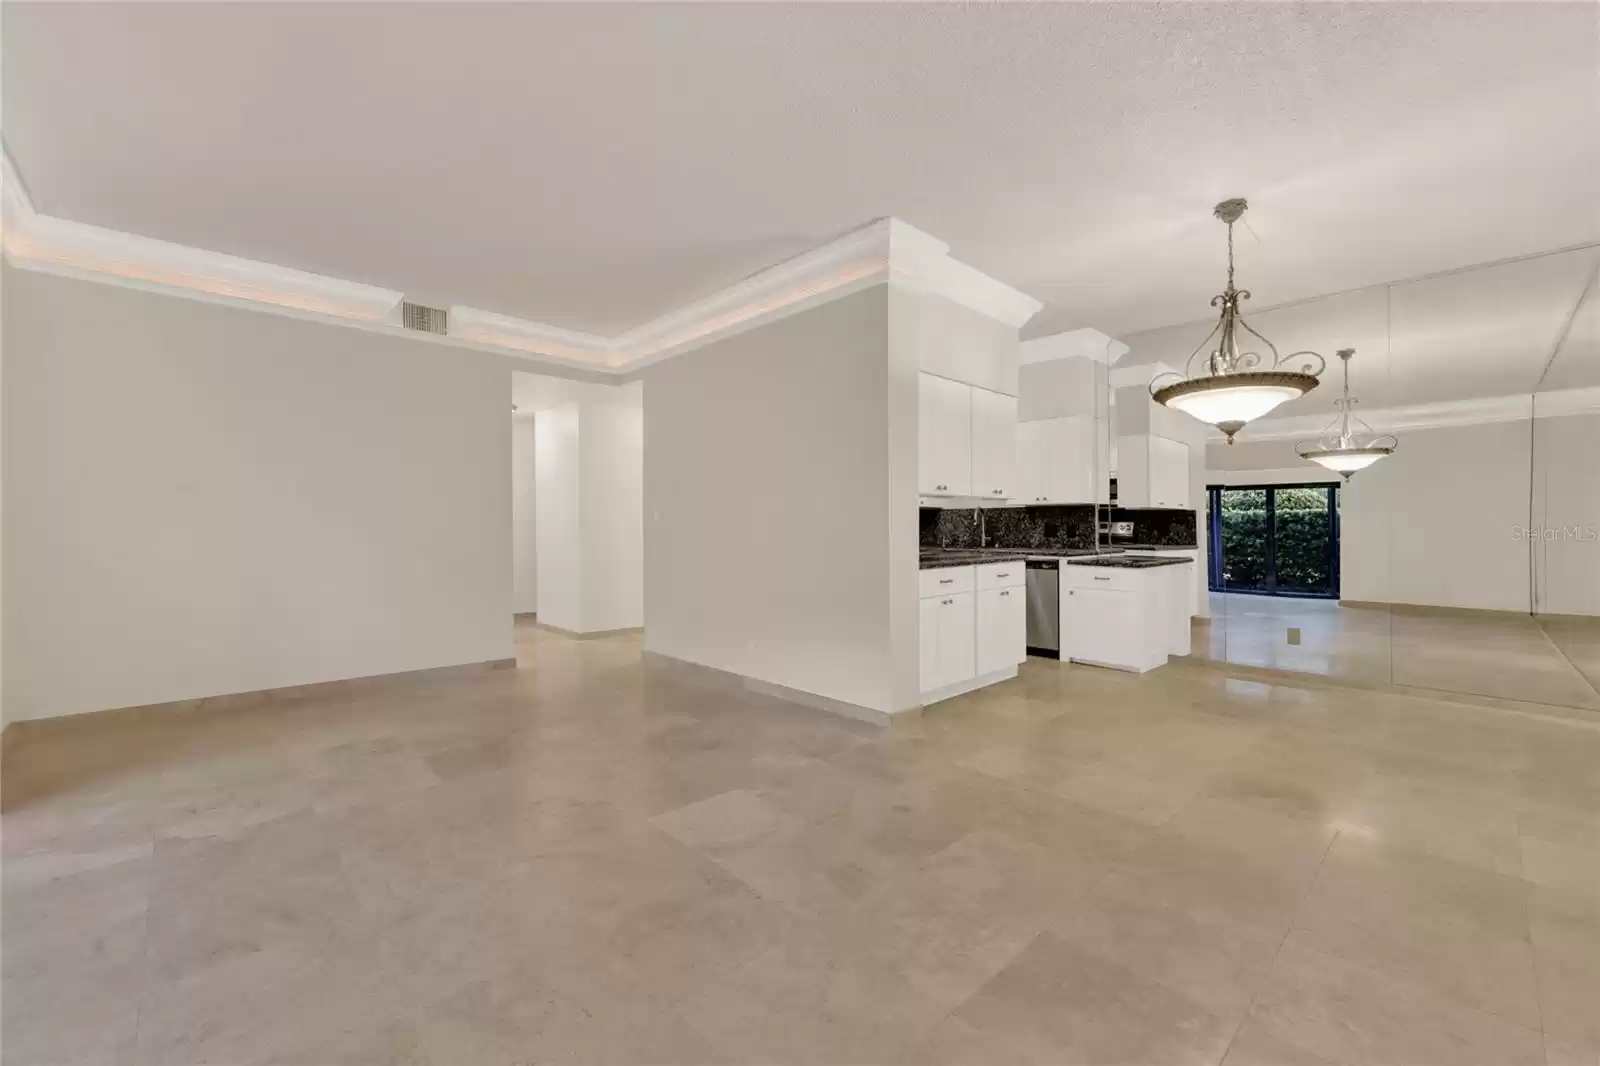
[1127,245,1600,712]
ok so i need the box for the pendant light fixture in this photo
[1296,348,1396,478]
[1151,199,1325,443]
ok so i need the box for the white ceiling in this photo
[1119,246,1600,419]
[5,3,1597,339]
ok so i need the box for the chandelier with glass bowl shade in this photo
[1295,348,1397,478]
[1150,199,1326,443]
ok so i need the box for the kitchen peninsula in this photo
[1062,554,1193,672]
[920,504,1199,684]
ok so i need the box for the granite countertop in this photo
[1064,554,1194,569]
[922,546,1161,568]
[919,550,1030,570]
[1025,548,1125,559]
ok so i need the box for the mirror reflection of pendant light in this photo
[1151,199,1326,443]
[1296,348,1396,479]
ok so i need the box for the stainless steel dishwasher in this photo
[1025,559,1060,659]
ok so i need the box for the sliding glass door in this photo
[1215,488,1270,592]
[1209,484,1339,598]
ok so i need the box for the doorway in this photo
[1208,484,1340,598]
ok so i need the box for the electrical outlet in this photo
[1287,627,1302,646]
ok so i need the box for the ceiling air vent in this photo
[401,302,448,335]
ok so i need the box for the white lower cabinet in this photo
[919,597,943,692]
[976,586,1026,675]
[920,563,1025,702]
[1146,548,1202,618]
[1062,584,1141,669]
[1061,560,1195,673]
[919,590,975,692]
[937,593,977,688]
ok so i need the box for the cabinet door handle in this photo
[939,578,953,584]
[999,590,1010,597]
[1094,576,1110,581]
[942,598,954,605]
[996,572,1009,578]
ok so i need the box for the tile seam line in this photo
[1212,826,1344,1066]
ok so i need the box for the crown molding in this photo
[1020,328,1129,366]
[611,217,902,371]
[1233,385,1600,443]
[893,231,1044,329]
[1108,360,1180,390]
[3,146,406,323]
[447,305,615,368]
[2,143,1042,380]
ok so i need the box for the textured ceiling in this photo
[5,3,1597,338]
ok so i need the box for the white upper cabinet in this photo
[1014,416,1104,504]
[1015,421,1049,504]
[1115,434,1191,509]
[918,373,972,496]
[970,388,1018,500]
[919,375,1016,500]
[918,295,1020,397]
[1150,435,1191,510]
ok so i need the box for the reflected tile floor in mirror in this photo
[4,619,1598,1065]
[1540,614,1600,699]
[1195,593,1600,711]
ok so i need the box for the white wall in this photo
[2,266,513,721]
[579,401,644,632]
[511,414,537,614]
[532,387,643,634]
[642,284,920,715]
[535,403,582,631]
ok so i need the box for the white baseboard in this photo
[642,650,901,727]
[920,665,1020,707]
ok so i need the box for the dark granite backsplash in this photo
[985,505,1099,551]
[1117,507,1198,548]
[920,507,980,550]
[920,504,1197,551]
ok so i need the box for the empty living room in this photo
[3,4,1598,1065]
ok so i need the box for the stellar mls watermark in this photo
[1512,525,1599,542]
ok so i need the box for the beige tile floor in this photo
[5,619,1600,1065]
[1196,594,1600,711]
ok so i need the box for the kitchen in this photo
[916,327,1209,706]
